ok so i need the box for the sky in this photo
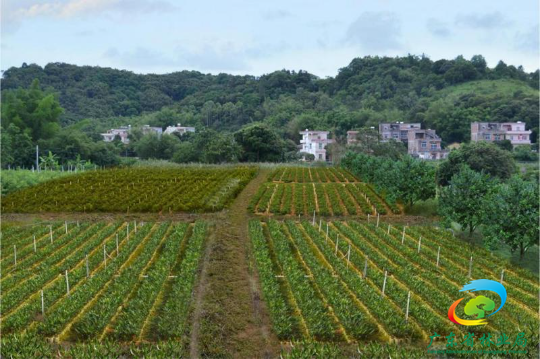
[1,0,539,77]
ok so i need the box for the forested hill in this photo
[2,55,539,144]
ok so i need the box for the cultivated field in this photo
[250,219,539,351]
[250,167,400,216]
[2,167,256,213]
[1,220,207,356]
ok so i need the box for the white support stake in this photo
[312,210,316,226]
[335,235,339,256]
[65,270,70,295]
[126,223,129,241]
[500,269,505,284]
[65,221,68,234]
[116,234,119,255]
[318,219,322,231]
[468,256,473,278]
[33,235,37,252]
[387,224,391,234]
[417,237,422,253]
[367,214,370,223]
[41,290,45,316]
[376,213,380,227]
[50,225,53,243]
[14,245,17,266]
[134,220,137,233]
[401,227,406,244]
[381,270,387,297]
[77,220,80,227]
[405,291,411,322]
[103,245,107,267]
[436,246,441,267]
[86,254,89,278]
[326,222,329,243]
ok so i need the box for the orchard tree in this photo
[437,141,516,186]
[439,166,496,236]
[394,156,436,206]
[482,176,539,260]
[234,123,283,162]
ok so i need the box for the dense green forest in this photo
[1,55,538,167]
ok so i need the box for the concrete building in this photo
[141,125,163,137]
[299,129,333,161]
[379,122,421,143]
[471,122,531,147]
[164,124,196,136]
[407,129,449,160]
[101,126,131,144]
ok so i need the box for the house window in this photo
[318,143,322,149]
[494,134,500,141]
[431,143,437,150]
[318,154,323,160]
[509,135,513,140]
[421,142,427,148]
[393,134,399,139]
[484,134,491,140]
[309,143,312,149]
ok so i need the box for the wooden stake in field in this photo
[401,227,406,244]
[367,213,370,223]
[65,221,68,234]
[49,225,53,243]
[77,220,80,227]
[126,223,129,241]
[103,245,107,267]
[134,220,137,233]
[86,254,89,278]
[405,291,411,322]
[436,246,441,267]
[41,290,45,317]
[387,224,391,234]
[13,245,17,266]
[363,256,368,279]
[312,210,316,226]
[335,235,339,256]
[116,233,119,255]
[65,270,70,295]
[417,237,422,253]
[33,235,37,252]
[468,256,473,278]
[381,270,388,297]
[376,213,380,227]
[318,219,322,231]
[500,269,505,284]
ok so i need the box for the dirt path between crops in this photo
[190,168,279,359]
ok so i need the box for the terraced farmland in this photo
[250,219,539,352]
[2,166,256,213]
[250,167,400,215]
[1,220,207,354]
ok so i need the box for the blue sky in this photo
[1,0,539,77]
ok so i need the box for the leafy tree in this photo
[234,123,283,162]
[1,124,34,168]
[439,166,496,236]
[394,156,436,206]
[493,139,513,152]
[513,145,538,162]
[482,176,539,259]
[437,141,516,186]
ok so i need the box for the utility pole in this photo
[36,145,40,172]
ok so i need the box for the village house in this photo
[100,126,131,144]
[379,122,421,143]
[164,124,196,136]
[471,122,531,147]
[299,129,333,161]
[407,129,449,160]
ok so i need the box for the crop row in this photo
[3,167,256,213]
[2,221,207,343]
[250,183,399,216]
[268,167,357,183]
[249,220,540,345]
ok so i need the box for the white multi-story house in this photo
[164,124,196,136]
[471,122,532,147]
[299,129,333,161]
[101,126,131,144]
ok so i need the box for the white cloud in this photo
[427,18,451,38]
[455,11,512,29]
[346,12,402,52]
[514,25,539,54]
